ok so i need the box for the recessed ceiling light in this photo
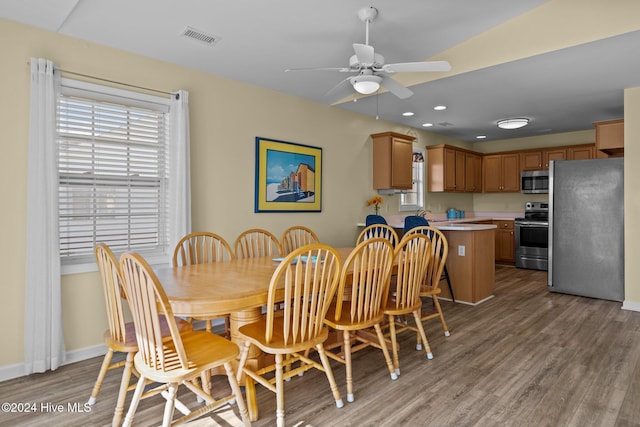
[497,118,529,129]
[422,123,433,127]
[434,105,447,111]
[476,135,487,139]
[402,111,415,116]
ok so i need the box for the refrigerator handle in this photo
[548,160,554,289]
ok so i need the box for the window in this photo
[399,149,425,212]
[58,79,173,272]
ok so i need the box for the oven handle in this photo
[515,221,548,227]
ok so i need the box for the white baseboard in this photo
[0,344,108,383]
[622,300,640,312]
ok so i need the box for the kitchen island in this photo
[358,218,497,305]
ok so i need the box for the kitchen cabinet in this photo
[371,132,415,190]
[427,144,466,192]
[567,144,595,160]
[483,153,519,192]
[494,220,515,264]
[520,148,566,171]
[594,119,624,154]
[464,152,482,192]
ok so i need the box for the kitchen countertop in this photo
[358,212,521,231]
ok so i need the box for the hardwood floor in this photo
[2,266,640,427]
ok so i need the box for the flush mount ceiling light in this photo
[434,105,447,111]
[402,111,415,116]
[350,74,382,94]
[497,118,529,129]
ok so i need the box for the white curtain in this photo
[169,89,192,249]
[24,58,65,373]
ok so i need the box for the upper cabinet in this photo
[595,119,624,156]
[427,144,481,193]
[483,153,520,192]
[371,132,415,190]
[520,148,567,171]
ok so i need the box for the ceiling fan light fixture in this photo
[497,118,529,129]
[351,75,382,94]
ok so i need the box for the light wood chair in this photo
[402,226,451,342]
[356,223,399,247]
[385,233,434,376]
[235,244,344,426]
[173,231,233,336]
[324,237,397,403]
[119,252,250,427]
[234,228,282,259]
[89,244,192,426]
[280,225,319,255]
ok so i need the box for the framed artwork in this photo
[255,137,322,212]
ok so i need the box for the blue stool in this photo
[365,214,387,226]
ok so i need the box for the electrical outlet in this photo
[458,245,465,256]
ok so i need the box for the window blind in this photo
[57,93,170,266]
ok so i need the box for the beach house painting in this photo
[255,137,322,212]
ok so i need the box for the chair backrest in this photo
[120,252,188,371]
[332,238,394,325]
[95,243,129,345]
[403,215,429,236]
[264,244,341,345]
[365,214,388,226]
[356,224,399,247]
[400,226,449,292]
[173,231,234,267]
[389,234,432,309]
[234,228,282,259]
[281,226,320,255]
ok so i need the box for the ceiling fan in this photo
[285,6,451,102]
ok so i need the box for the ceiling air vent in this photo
[181,27,221,46]
[438,122,454,127]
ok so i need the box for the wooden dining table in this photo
[154,247,355,373]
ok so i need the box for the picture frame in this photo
[255,136,322,212]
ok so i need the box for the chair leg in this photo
[222,362,251,426]
[112,351,134,427]
[443,266,455,302]
[388,315,400,376]
[343,330,354,403]
[413,310,434,360]
[374,323,398,381]
[122,375,146,427]
[315,344,344,408]
[433,295,450,336]
[88,348,114,405]
[275,354,285,427]
[237,341,258,422]
[161,383,177,427]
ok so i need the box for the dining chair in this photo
[280,225,319,255]
[235,244,344,426]
[119,252,250,427]
[324,237,397,403]
[89,244,192,426]
[234,228,282,259]
[173,231,234,336]
[403,215,455,302]
[401,226,451,343]
[385,233,434,376]
[356,223,399,247]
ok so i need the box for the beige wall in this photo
[1,18,638,375]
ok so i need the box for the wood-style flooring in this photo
[1,266,640,427]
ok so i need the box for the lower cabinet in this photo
[493,220,515,264]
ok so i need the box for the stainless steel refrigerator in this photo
[548,157,624,301]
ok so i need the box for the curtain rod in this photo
[28,61,175,98]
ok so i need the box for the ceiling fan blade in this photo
[285,66,353,72]
[353,43,375,65]
[381,76,413,99]
[381,60,451,73]
[325,77,355,103]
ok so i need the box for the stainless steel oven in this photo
[515,201,548,270]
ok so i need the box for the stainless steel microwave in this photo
[521,170,549,194]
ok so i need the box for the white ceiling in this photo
[2,0,640,142]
